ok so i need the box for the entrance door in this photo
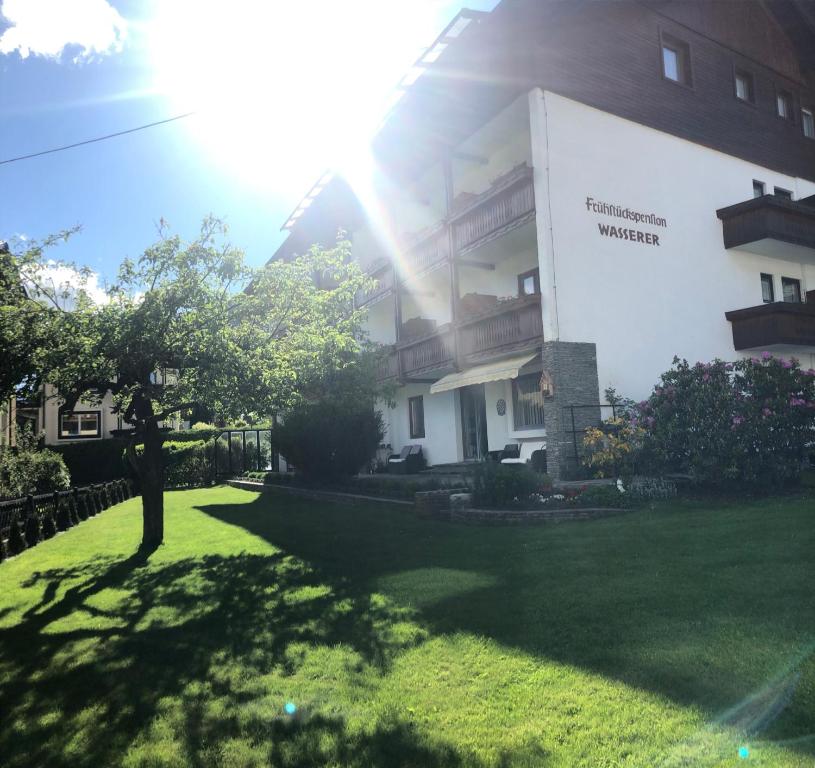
[460,384,488,461]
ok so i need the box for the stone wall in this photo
[540,341,601,480]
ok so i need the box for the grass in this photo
[0,486,813,767]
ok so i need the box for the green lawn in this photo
[0,486,813,767]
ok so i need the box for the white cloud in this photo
[25,261,110,307]
[0,0,126,61]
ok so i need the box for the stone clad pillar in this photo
[541,341,601,480]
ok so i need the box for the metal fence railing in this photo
[0,478,137,551]
[214,429,280,478]
[562,403,629,476]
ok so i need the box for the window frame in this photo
[408,395,425,439]
[775,87,795,123]
[802,107,815,140]
[659,30,693,88]
[517,268,540,297]
[58,409,102,440]
[781,276,802,304]
[760,273,775,304]
[774,187,793,200]
[511,374,546,431]
[733,66,755,105]
[752,180,766,198]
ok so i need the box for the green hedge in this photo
[51,439,129,485]
[132,438,215,489]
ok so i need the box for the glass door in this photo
[460,384,488,461]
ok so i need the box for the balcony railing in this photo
[375,295,544,381]
[725,294,815,351]
[716,194,815,258]
[452,165,535,254]
[402,224,450,276]
[375,347,400,380]
[458,294,543,360]
[398,325,456,378]
[356,262,394,307]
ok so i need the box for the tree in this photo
[26,217,372,549]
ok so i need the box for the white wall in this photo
[363,297,397,344]
[384,382,461,465]
[535,90,815,401]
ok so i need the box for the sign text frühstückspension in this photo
[585,196,667,246]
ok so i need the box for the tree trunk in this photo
[139,420,165,549]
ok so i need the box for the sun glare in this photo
[147,1,448,192]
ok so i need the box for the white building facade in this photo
[269,0,815,478]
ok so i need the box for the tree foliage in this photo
[6,217,375,547]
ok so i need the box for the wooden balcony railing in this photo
[716,194,815,255]
[458,295,543,360]
[375,347,400,380]
[356,263,394,307]
[398,326,456,378]
[402,224,450,276]
[725,292,815,351]
[452,165,535,254]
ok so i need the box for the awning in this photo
[430,353,538,394]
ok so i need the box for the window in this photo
[512,374,545,430]
[782,277,802,303]
[777,89,793,120]
[59,410,101,439]
[752,180,766,198]
[517,268,540,296]
[803,108,815,139]
[760,273,775,303]
[408,396,425,439]
[734,69,754,103]
[661,33,691,86]
[774,187,793,200]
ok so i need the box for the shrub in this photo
[23,512,41,548]
[583,418,646,478]
[132,438,216,488]
[639,355,815,487]
[471,463,550,508]
[7,513,27,555]
[41,510,57,539]
[55,497,73,532]
[626,476,677,501]
[575,484,628,508]
[273,402,383,480]
[51,439,128,485]
[0,446,71,499]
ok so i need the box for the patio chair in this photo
[501,442,544,467]
[388,445,424,474]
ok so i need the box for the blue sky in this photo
[0,0,496,287]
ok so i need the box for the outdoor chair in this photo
[489,443,520,462]
[501,442,544,467]
[388,445,424,474]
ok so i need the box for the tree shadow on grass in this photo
[1,545,545,767]
[196,492,815,757]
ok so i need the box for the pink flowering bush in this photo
[636,355,815,487]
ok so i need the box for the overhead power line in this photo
[0,111,196,166]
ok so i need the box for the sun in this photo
[146,0,447,193]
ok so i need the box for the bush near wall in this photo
[471,463,552,509]
[584,355,815,488]
[52,438,129,485]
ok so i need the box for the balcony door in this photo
[460,384,488,461]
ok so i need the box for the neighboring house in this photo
[266,0,815,478]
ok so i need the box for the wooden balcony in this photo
[398,325,456,379]
[376,295,544,381]
[402,224,450,276]
[725,293,815,351]
[458,294,543,362]
[716,194,815,262]
[356,261,393,307]
[452,164,535,254]
[375,347,400,381]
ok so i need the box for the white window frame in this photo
[59,410,102,440]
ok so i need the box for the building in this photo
[267,0,815,478]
